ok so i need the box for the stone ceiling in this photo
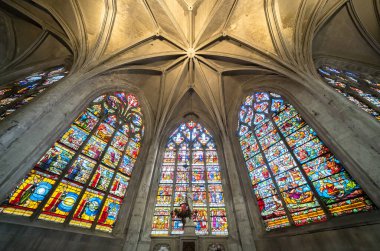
[0,0,379,133]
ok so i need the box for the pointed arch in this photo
[0,92,144,233]
[151,120,228,236]
[237,91,375,231]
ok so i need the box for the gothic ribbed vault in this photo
[0,1,380,251]
[0,0,379,135]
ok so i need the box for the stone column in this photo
[220,132,256,251]
[124,137,160,251]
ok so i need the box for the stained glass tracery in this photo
[151,121,228,236]
[0,66,68,120]
[238,91,375,231]
[318,65,380,120]
[0,92,144,233]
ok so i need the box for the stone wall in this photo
[0,223,123,251]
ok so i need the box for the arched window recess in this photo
[151,120,229,236]
[237,91,375,231]
[0,91,144,233]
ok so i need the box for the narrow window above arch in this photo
[0,65,69,120]
[238,92,375,231]
[151,121,228,236]
[0,92,144,233]
[318,65,380,121]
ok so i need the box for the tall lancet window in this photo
[151,121,228,236]
[318,65,380,121]
[0,92,144,233]
[238,92,375,231]
[0,65,69,120]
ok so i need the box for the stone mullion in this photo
[334,71,380,99]
[0,86,17,101]
[250,122,296,226]
[329,83,379,114]
[268,110,332,219]
[342,85,380,114]
[354,79,380,99]
[347,91,380,113]
[0,95,27,115]
[90,119,125,231]
[64,107,118,225]
[0,80,48,116]
[168,143,179,235]
[203,146,211,235]
[189,142,193,194]
[187,139,193,234]
[31,101,106,221]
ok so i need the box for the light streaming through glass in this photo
[0,92,144,233]
[238,91,374,231]
[0,66,69,120]
[318,65,380,121]
[151,121,228,236]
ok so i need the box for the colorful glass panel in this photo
[0,66,68,120]
[95,195,122,232]
[238,91,375,231]
[70,189,104,228]
[0,92,144,233]
[60,125,89,151]
[39,180,82,223]
[35,143,75,175]
[1,170,57,216]
[152,121,228,236]
[318,65,380,120]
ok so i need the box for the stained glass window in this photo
[0,66,68,120]
[151,121,228,236]
[0,92,144,233]
[238,92,375,231]
[318,65,380,120]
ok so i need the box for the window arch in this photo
[318,65,380,121]
[151,121,228,236]
[237,92,375,231]
[0,92,144,233]
[0,65,69,120]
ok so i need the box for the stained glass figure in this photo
[238,92,374,231]
[318,65,380,120]
[0,66,68,120]
[151,121,228,236]
[1,92,144,233]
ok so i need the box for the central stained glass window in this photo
[0,92,144,233]
[151,121,228,236]
[238,91,375,231]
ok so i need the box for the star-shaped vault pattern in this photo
[1,0,379,135]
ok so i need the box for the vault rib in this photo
[193,0,236,49]
[92,34,158,69]
[314,0,346,34]
[156,59,189,134]
[0,31,48,71]
[3,0,73,52]
[163,55,188,72]
[195,55,223,73]
[86,0,117,65]
[142,0,160,31]
[145,0,189,48]
[265,0,294,63]
[347,0,380,54]
[71,0,88,66]
[194,58,224,129]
